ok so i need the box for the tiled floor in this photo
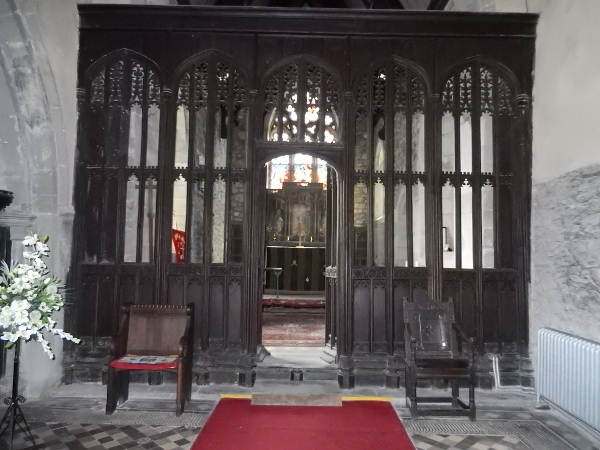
[0,384,598,449]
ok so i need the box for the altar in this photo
[265,244,325,293]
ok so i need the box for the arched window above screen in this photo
[262,57,342,144]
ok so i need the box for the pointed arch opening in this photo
[257,150,340,364]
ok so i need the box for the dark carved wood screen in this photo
[71,5,536,388]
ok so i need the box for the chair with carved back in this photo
[106,303,194,416]
[403,297,476,421]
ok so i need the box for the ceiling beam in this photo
[428,0,449,10]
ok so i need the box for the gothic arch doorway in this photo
[254,152,340,366]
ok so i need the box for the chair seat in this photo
[110,354,179,371]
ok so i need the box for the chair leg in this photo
[176,368,185,417]
[186,361,193,402]
[451,379,459,407]
[404,364,411,408]
[468,364,476,421]
[106,367,118,415]
[469,381,476,421]
[409,370,418,419]
[120,370,130,404]
[106,368,129,415]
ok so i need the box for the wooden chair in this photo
[106,304,194,416]
[403,297,476,421]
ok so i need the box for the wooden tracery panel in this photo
[262,58,342,144]
[171,54,248,267]
[73,6,536,386]
[76,50,163,342]
[353,60,429,270]
[352,59,430,357]
[169,53,249,354]
[440,58,522,355]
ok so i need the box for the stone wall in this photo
[0,0,79,398]
[529,0,600,369]
[0,0,179,398]
[531,165,600,345]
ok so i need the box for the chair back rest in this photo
[403,298,456,357]
[126,305,192,356]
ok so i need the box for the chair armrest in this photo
[405,323,416,343]
[452,323,476,355]
[179,336,190,359]
[405,323,417,361]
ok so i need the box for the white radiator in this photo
[537,328,600,433]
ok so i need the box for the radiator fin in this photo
[538,328,600,433]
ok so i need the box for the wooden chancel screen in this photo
[71,5,536,389]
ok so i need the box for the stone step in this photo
[252,380,342,406]
[255,366,338,382]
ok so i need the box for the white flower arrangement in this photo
[0,233,80,359]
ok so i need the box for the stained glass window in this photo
[267,155,290,190]
[266,153,329,190]
[316,158,328,185]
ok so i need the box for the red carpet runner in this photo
[262,312,325,346]
[192,398,416,449]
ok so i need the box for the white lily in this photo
[1,233,80,358]
[10,299,31,312]
[13,309,29,325]
[22,234,39,247]
[23,251,39,260]
[35,242,50,255]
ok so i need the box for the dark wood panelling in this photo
[72,6,536,385]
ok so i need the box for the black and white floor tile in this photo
[1,396,598,449]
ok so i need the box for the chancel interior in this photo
[0,0,599,449]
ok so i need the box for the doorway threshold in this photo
[259,346,333,369]
[256,346,338,383]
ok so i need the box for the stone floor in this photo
[1,382,598,450]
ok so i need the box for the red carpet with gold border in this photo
[192,398,416,449]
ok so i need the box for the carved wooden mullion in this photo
[514,90,531,355]
[133,61,152,264]
[383,63,395,351]
[222,62,236,266]
[115,56,135,268]
[140,62,151,169]
[491,68,501,270]
[366,66,379,267]
[274,69,285,142]
[403,66,417,270]
[182,66,196,265]
[426,88,442,298]
[163,90,181,279]
[472,61,485,353]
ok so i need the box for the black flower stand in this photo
[0,340,36,449]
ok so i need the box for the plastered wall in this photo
[529,0,600,372]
